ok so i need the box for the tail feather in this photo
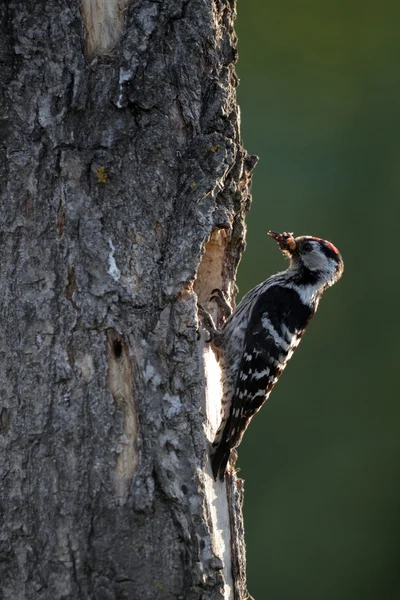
[211,442,231,481]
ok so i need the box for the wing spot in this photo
[251,369,269,380]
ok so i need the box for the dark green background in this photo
[235,2,400,598]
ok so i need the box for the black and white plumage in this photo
[205,231,344,480]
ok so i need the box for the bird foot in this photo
[210,288,232,319]
[197,304,217,342]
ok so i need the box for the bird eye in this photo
[303,242,313,252]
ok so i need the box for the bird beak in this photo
[267,231,297,253]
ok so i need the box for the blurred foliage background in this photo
[235,2,400,599]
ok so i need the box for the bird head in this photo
[268,231,344,287]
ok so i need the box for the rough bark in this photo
[0,1,256,599]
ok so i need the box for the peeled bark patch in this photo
[195,227,232,309]
[81,0,129,60]
[106,329,139,502]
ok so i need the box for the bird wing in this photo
[211,285,313,479]
[222,308,283,446]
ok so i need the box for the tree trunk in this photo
[0,1,256,599]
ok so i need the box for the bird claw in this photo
[197,303,217,342]
[209,288,232,319]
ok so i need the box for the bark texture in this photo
[0,1,256,599]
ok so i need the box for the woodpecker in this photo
[202,231,344,480]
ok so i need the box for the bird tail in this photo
[211,441,231,481]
